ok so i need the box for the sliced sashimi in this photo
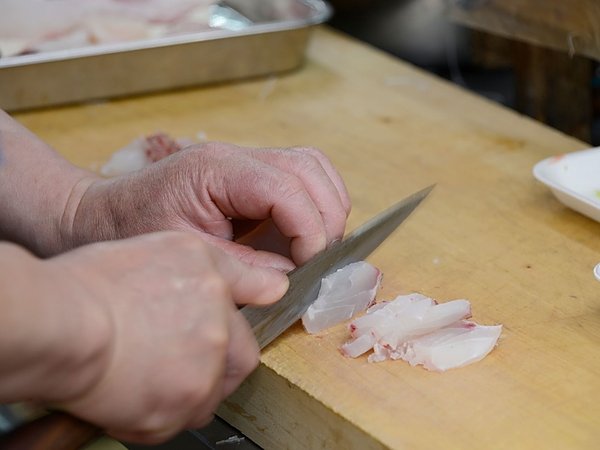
[302,261,382,334]
[341,290,501,371]
[400,321,502,371]
[347,294,471,351]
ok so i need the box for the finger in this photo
[203,238,290,305]
[251,148,348,243]
[190,144,329,265]
[185,310,258,430]
[224,167,328,265]
[223,310,259,399]
[201,232,296,273]
[296,147,352,215]
[262,146,351,215]
[231,219,263,239]
[235,219,292,260]
[149,153,237,241]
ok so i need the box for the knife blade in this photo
[242,184,434,349]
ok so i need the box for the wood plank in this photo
[448,0,600,61]
[513,41,593,142]
[12,26,600,449]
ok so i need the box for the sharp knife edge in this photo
[241,184,435,349]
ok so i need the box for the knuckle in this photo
[286,148,322,171]
[201,272,230,298]
[277,173,305,197]
[204,326,229,353]
[188,141,236,157]
[291,146,324,158]
[176,379,215,409]
[201,316,230,352]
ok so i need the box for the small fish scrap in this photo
[100,132,192,176]
[302,262,502,372]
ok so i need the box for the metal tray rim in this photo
[0,0,332,68]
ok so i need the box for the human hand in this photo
[42,232,288,444]
[64,143,351,270]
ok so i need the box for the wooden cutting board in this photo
[13,26,600,449]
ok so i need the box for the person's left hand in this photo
[62,142,351,271]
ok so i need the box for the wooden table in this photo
[12,26,600,449]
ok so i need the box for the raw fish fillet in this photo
[349,294,471,349]
[341,292,501,371]
[401,321,503,371]
[0,0,215,57]
[302,261,382,334]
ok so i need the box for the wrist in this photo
[63,177,123,249]
[60,175,109,251]
[0,111,102,256]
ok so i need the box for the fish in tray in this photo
[0,0,223,57]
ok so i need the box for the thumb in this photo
[206,244,289,306]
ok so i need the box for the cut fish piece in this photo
[340,333,376,358]
[401,321,502,372]
[301,261,382,334]
[348,294,471,349]
[341,291,501,371]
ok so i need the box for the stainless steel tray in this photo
[0,0,331,112]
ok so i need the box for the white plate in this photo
[533,147,600,222]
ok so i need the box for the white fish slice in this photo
[368,297,471,348]
[401,321,502,371]
[301,261,382,334]
[340,333,376,358]
[350,293,433,339]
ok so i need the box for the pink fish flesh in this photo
[301,261,382,334]
[100,132,192,176]
[0,0,215,57]
[349,294,471,348]
[341,292,501,371]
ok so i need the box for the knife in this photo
[0,185,433,450]
[242,184,434,348]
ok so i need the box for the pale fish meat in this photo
[400,320,502,371]
[301,261,382,334]
[0,0,216,57]
[340,291,501,371]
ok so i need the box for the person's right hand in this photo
[41,231,288,444]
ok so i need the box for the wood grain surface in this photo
[12,27,600,449]
[448,0,600,61]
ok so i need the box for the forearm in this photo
[0,109,99,255]
[0,243,110,404]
